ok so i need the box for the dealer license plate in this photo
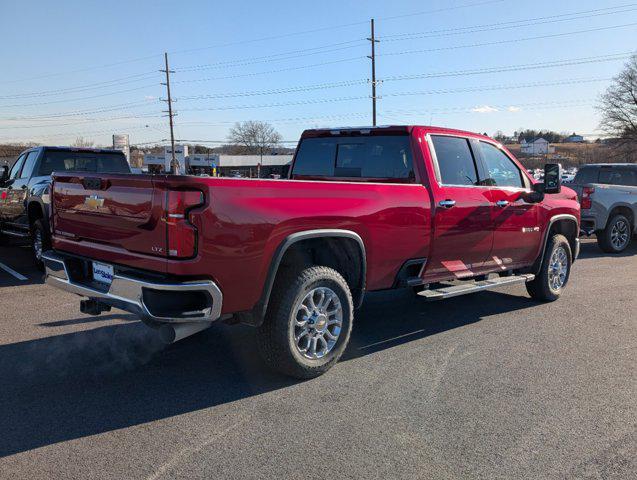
[92,262,114,286]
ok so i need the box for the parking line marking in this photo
[0,262,27,281]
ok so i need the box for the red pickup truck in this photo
[43,126,580,378]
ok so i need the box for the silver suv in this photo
[571,164,637,253]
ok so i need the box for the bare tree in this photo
[71,136,94,148]
[227,121,282,175]
[598,54,637,158]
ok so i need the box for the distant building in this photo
[142,147,292,177]
[217,155,293,178]
[520,137,555,155]
[563,133,585,143]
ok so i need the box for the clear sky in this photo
[1,0,636,146]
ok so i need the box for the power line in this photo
[0,84,159,109]
[1,101,158,120]
[379,3,637,41]
[174,76,609,102]
[173,57,366,84]
[175,79,368,100]
[0,54,162,85]
[0,113,162,130]
[169,0,504,55]
[174,139,299,144]
[0,124,165,142]
[0,0,502,84]
[0,72,158,99]
[175,39,367,72]
[178,96,368,113]
[382,77,611,97]
[381,53,633,82]
[378,23,637,59]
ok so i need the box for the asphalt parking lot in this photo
[0,238,635,479]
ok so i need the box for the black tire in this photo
[596,214,632,253]
[31,219,51,271]
[526,233,572,302]
[257,265,354,379]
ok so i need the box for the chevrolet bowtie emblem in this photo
[84,194,104,209]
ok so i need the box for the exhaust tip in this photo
[158,322,212,344]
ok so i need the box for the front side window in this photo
[9,154,26,180]
[292,135,414,180]
[479,141,524,188]
[19,151,40,179]
[430,135,478,186]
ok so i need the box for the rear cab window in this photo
[429,135,479,186]
[598,168,637,187]
[292,135,415,182]
[39,150,130,176]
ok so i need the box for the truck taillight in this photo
[581,186,594,210]
[166,190,204,258]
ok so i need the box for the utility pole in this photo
[160,52,179,174]
[367,19,380,126]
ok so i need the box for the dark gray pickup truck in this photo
[571,163,637,253]
[0,146,130,267]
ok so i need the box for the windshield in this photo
[39,150,130,176]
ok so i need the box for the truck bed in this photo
[51,173,431,314]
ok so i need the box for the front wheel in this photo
[31,219,51,271]
[257,266,353,379]
[526,234,572,302]
[597,214,632,253]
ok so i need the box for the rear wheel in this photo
[597,214,632,253]
[526,233,572,302]
[31,219,51,271]
[257,266,353,379]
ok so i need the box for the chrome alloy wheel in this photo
[292,287,343,360]
[548,246,568,291]
[610,219,630,250]
[33,228,43,261]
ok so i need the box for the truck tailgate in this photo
[52,173,166,257]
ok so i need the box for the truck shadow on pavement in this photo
[0,288,538,458]
[576,237,637,260]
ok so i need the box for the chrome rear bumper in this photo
[42,251,222,325]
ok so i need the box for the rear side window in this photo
[573,167,598,184]
[430,135,478,186]
[292,136,414,181]
[39,151,130,176]
[598,168,637,186]
[479,141,524,188]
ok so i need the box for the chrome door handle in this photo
[438,199,456,208]
[496,200,509,207]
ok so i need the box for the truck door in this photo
[477,141,540,268]
[0,153,27,225]
[423,135,494,281]
[3,150,39,228]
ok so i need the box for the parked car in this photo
[0,146,130,267]
[571,163,637,253]
[41,126,580,378]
